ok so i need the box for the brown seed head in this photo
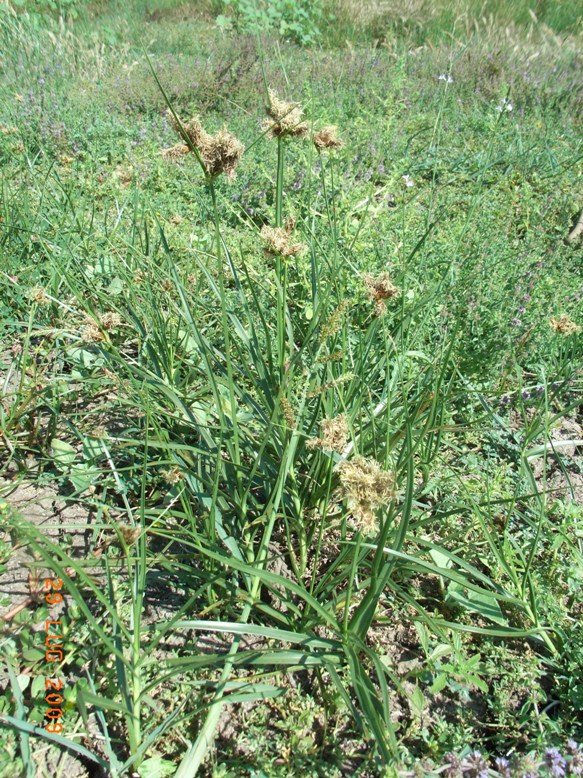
[203,128,245,180]
[307,415,349,453]
[162,467,183,485]
[166,109,209,148]
[81,323,104,343]
[307,372,354,398]
[166,110,243,180]
[549,313,580,336]
[320,300,350,340]
[337,456,395,535]
[260,221,306,258]
[161,143,190,161]
[99,312,122,331]
[263,89,309,139]
[118,524,141,546]
[363,272,400,316]
[313,125,343,151]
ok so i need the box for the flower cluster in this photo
[549,313,580,336]
[313,125,343,150]
[163,111,244,180]
[263,89,309,139]
[438,742,583,778]
[81,312,122,343]
[363,272,400,316]
[307,415,349,453]
[336,456,395,534]
[260,218,306,258]
[28,285,49,305]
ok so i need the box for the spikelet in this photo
[203,128,245,180]
[262,89,309,139]
[307,373,354,398]
[81,312,121,343]
[165,109,244,180]
[161,143,190,161]
[99,312,122,331]
[161,467,183,485]
[313,125,343,151]
[549,314,580,336]
[28,286,49,305]
[81,323,104,343]
[307,415,349,453]
[260,218,306,258]
[320,300,350,340]
[280,396,296,428]
[363,272,400,316]
[337,456,395,535]
[118,524,141,546]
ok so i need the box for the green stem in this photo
[275,137,285,228]
[343,533,362,636]
[209,180,241,482]
[275,139,287,383]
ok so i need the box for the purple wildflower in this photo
[511,317,522,326]
[462,751,489,778]
[495,757,511,778]
[495,757,512,777]
[545,748,567,778]
[499,393,512,407]
[521,389,531,401]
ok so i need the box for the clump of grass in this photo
[0,5,582,777]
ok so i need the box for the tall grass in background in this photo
[0,5,582,776]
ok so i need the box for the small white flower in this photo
[438,74,453,83]
[496,97,513,112]
[402,174,414,188]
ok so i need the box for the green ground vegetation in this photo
[0,1,582,776]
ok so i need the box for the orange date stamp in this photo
[43,577,65,733]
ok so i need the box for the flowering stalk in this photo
[275,137,288,385]
[209,180,241,480]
